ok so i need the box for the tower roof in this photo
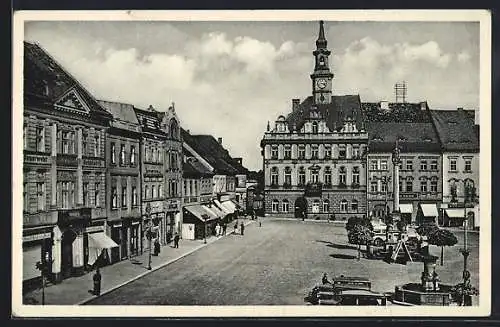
[316,20,327,49]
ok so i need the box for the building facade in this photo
[99,101,142,263]
[261,21,368,220]
[23,42,113,287]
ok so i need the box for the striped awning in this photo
[445,208,466,219]
[184,205,211,222]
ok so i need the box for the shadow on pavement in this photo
[316,240,357,250]
[330,253,357,260]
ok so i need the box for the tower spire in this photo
[316,20,327,49]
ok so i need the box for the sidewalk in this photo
[23,219,254,305]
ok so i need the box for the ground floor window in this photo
[272,199,279,213]
[312,200,320,213]
[340,199,348,212]
[282,200,289,213]
[351,200,358,212]
[323,199,329,212]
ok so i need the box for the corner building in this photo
[261,21,368,220]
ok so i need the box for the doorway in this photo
[294,197,307,218]
[61,229,77,279]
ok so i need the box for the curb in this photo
[77,220,254,305]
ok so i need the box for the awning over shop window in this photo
[399,204,413,214]
[185,205,211,222]
[88,232,119,266]
[420,204,439,217]
[214,200,232,215]
[445,208,466,219]
[204,204,225,218]
[222,200,237,213]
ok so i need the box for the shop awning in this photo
[185,205,211,222]
[445,208,466,219]
[201,206,219,221]
[420,204,439,217]
[214,200,232,215]
[399,204,413,214]
[222,200,237,213]
[88,232,119,249]
[204,204,225,218]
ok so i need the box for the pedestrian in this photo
[174,232,180,248]
[234,222,238,234]
[93,266,102,295]
[222,223,227,235]
[215,224,221,237]
[240,222,245,236]
[259,218,262,228]
[322,273,332,286]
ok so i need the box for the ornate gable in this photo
[55,88,91,115]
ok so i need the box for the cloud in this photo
[457,50,471,63]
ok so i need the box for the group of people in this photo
[214,222,228,236]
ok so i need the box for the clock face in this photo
[316,79,327,89]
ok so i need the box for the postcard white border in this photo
[12,9,491,317]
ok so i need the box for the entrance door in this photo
[294,197,307,218]
[110,227,121,263]
[61,230,76,279]
[312,200,320,214]
[120,227,128,260]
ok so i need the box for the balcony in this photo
[57,153,78,167]
[83,156,105,168]
[24,151,51,165]
[23,210,58,227]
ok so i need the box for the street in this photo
[86,219,480,305]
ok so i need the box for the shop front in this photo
[399,203,414,225]
[22,227,53,292]
[183,205,211,240]
[416,203,439,226]
[443,208,466,227]
[165,198,181,242]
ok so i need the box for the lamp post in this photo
[146,203,152,270]
[35,252,52,305]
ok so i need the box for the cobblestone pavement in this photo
[86,218,479,305]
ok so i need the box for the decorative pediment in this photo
[55,88,91,114]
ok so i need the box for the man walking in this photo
[222,223,227,235]
[240,222,245,236]
[174,232,180,248]
[215,223,221,237]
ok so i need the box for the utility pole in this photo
[146,203,152,270]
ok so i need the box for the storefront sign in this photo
[58,208,91,226]
[85,225,104,233]
[23,232,51,242]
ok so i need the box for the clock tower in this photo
[310,20,334,105]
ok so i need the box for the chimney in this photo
[186,129,190,134]
[218,137,223,145]
[292,99,300,111]
[234,157,243,165]
[457,107,463,111]
[380,100,389,111]
[148,105,155,112]
[421,102,427,111]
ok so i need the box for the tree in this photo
[346,216,372,232]
[427,228,458,266]
[416,223,439,237]
[347,224,373,261]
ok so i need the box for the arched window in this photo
[284,167,292,185]
[169,119,179,140]
[272,199,279,213]
[312,199,320,213]
[339,166,346,185]
[311,170,319,183]
[298,167,306,185]
[324,167,332,186]
[312,122,318,134]
[152,185,156,199]
[464,179,476,203]
[144,186,149,199]
[351,199,358,212]
[271,167,279,185]
[282,199,289,213]
[352,166,360,185]
[323,199,330,212]
[340,199,348,212]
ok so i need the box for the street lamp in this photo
[146,203,152,270]
[35,252,52,305]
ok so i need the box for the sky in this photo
[24,20,480,171]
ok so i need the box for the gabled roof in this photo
[366,122,441,153]
[286,95,364,132]
[24,41,112,120]
[183,158,214,178]
[134,107,166,136]
[98,100,141,133]
[430,109,479,152]
[361,102,431,123]
[181,128,248,176]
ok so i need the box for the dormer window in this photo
[312,122,318,134]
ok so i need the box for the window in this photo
[271,146,278,159]
[340,199,348,212]
[158,149,163,163]
[284,145,291,159]
[61,131,69,154]
[465,159,472,172]
[406,179,413,192]
[152,148,157,163]
[323,199,329,212]
[324,167,332,185]
[324,145,331,159]
[338,146,346,158]
[284,167,292,185]
[282,199,289,213]
[339,167,346,185]
[23,125,27,150]
[298,145,306,159]
[145,186,149,199]
[23,182,28,211]
[183,180,187,196]
[311,145,319,159]
[406,160,413,171]
[145,147,150,162]
[312,122,318,134]
[370,181,378,193]
[430,160,438,171]
[132,186,137,206]
[94,182,100,207]
[111,187,117,208]
[272,199,279,213]
[420,180,428,193]
[298,167,306,185]
[130,146,136,165]
[82,133,88,156]
[380,160,388,171]
[122,186,127,207]
[94,135,100,156]
[352,167,360,185]
[431,179,438,193]
[450,159,457,172]
[170,119,179,140]
[311,170,319,183]
[464,179,476,202]
[111,143,116,164]
[36,126,45,152]
[159,184,163,198]
[83,182,89,206]
[271,167,279,185]
[351,200,358,212]
[36,182,45,211]
[370,160,378,170]
[420,160,428,171]
[61,181,73,208]
[171,152,178,170]
[381,181,387,193]
[152,185,157,199]
[352,146,360,158]
[189,180,193,195]
[120,144,126,165]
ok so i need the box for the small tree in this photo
[348,224,373,261]
[416,223,439,237]
[346,216,372,232]
[428,228,458,265]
